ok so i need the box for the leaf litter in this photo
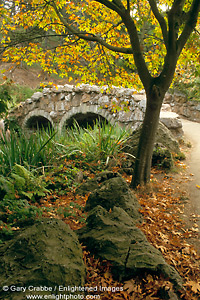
[34,159,199,299]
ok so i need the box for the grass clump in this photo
[0,129,56,175]
[53,120,131,165]
[0,120,130,175]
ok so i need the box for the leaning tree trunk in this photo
[130,86,165,189]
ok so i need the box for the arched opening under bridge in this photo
[25,116,53,130]
[65,112,109,129]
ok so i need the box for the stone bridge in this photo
[9,84,183,135]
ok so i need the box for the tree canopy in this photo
[0,0,199,186]
[0,0,199,87]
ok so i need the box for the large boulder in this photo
[124,122,180,157]
[76,171,127,195]
[159,111,183,138]
[0,219,86,300]
[78,206,183,290]
[122,122,180,172]
[85,173,141,221]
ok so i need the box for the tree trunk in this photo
[130,86,164,188]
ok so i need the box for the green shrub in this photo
[0,199,42,225]
[0,198,43,242]
[0,78,41,118]
[0,164,49,202]
[12,84,41,104]
[172,75,200,102]
[0,164,47,241]
[0,79,12,116]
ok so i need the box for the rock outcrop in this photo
[122,122,181,172]
[78,206,183,290]
[77,173,183,290]
[159,111,183,137]
[125,122,180,156]
[0,219,86,300]
[84,173,141,220]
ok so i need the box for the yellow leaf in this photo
[186,281,200,293]
[123,279,136,294]
[104,270,112,279]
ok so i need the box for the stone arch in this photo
[65,112,109,129]
[59,104,116,131]
[23,110,54,131]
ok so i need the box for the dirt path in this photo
[181,118,200,229]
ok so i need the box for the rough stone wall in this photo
[164,92,200,122]
[9,84,147,131]
[10,84,198,134]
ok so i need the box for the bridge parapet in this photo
[9,84,147,131]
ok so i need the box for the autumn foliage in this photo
[0,0,198,86]
[0,0,200,186]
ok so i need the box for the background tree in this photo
[0,0,199,187]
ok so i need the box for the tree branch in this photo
[121,12,152,90]
[0,33,80,54]
[148,0,168,47]
[94,0,125,15]
[177,0,200,55]
[103,20,123,36]
[167,0,186,51]
[170,0,186,14]
[159,0,199,91]
[51,1,133,54]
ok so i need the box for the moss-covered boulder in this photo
[84,172,141,220]
[122,122,180,172]
[75,171,121,196]
[78,206,183,290]
[125,122,180,157]
[152,143,174,169]
[0,219,86,300]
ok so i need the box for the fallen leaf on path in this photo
[186,281,200,293]
[123,279,136,294]
[191,227,199,232]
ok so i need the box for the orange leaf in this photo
[186,281,200,293]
